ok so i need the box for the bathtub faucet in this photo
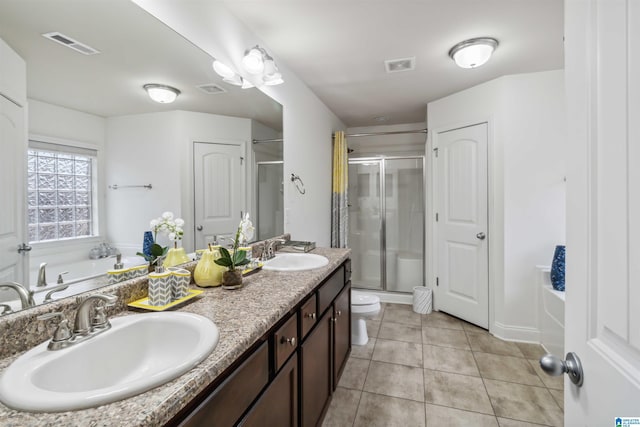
[0,282,35,309]
[37,262,48,287]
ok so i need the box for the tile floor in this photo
[322,303,564,427]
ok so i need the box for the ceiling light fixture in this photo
[448,37,499,69]
[241,45,284,86]
[143,84,180,103]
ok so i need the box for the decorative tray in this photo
[127,289,203,311]
[242,263,263,277]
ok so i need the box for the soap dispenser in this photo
[194,244,225,287]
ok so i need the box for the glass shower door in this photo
[256,161,284,241]
[347,160,383,290]
[384,158,424,292]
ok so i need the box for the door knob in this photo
[540,352,584,387]
[476,232,486,240]
[196,225,203,231]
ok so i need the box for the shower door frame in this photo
[348,155,426,293]
[255,160,284,241]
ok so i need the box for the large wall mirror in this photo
[0,0,283,314]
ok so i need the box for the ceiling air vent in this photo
[196,83,227,95]
[384,57,415,73]
[42,32,100,55]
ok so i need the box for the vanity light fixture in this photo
[212,59,255,88]
[143,84,180,103]
[241,45,284,86]
[448,37,499,69]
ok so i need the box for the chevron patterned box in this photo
[168,267,190,300]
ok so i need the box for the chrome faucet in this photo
[43,284,70,303]
[263,239,287,261]
[0,281,35,309]
[73,294,117,336]
[37,262,48,287]
[38,293,117,351]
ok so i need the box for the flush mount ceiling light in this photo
[241,45,284,86]
[143,84,180,103]
[448,37,499,69]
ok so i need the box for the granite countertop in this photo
[0,247,351,427]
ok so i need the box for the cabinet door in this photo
[178,342,269,427]
[241,353,298,427]
[301,310,332,427]
[333,282,351,389]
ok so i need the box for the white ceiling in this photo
[0,0,282,130]
[223,0,564,127]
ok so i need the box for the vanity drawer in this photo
[273,313,298,372]
[299,294,317,339]
[179,341,269,427]
[344,259,352,283]
[317,266,345,315]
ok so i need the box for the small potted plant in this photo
[215,214,255,289]
[137,211,186,270]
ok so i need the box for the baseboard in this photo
[352,288,413,305]
[492,321,541,344]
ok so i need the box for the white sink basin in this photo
[263,253,329,272]
[0,311,219,412]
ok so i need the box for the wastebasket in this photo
[413,286,432,314]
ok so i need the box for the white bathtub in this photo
[537,266,565,356]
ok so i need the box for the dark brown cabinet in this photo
[241,353,298,427]
[332,283,351,389]
[166,259,350,427]
[300,309,332,427]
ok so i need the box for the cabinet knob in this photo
[282,336,296,347]
[305,312,316,319]
[336,310,342,317]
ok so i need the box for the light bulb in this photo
[242,47,265,74]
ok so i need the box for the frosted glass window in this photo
[27,141,97,242]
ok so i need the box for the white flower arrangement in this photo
[238,213,255,244]
[150,211,184,242]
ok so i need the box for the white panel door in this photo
[193,142,245,250]
[564,0,640,423]
[0,95,27,286]
[434,123,488,328]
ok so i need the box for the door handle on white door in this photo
[196,225,203,231]
[540,352,584,387]
[476,232,486,240]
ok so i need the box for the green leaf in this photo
[135,251,152,262]
[214,258,233,267]
[232,250,246,265]
[150,243,166,257]
[236,258,250,266]
[218,247,231,261]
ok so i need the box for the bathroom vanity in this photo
[0,247,351,426]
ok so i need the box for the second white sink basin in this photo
[0,311,219,412]
[263,253,329,272]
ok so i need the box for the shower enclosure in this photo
[256,161,284,240]
[348,156,424,293]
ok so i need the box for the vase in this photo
[142,231,154,257]
[164,245,190,268]
[550,245,566,291]
[222,269,243,290]
[194,246,225,287]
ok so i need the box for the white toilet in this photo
[351,290,381,346]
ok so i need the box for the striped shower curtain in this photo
[331,131,348,248]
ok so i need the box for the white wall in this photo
[105,110,253,252]
[427,69,566,342]
[26,100,107,279]
[28,99,106,146]
[132,0,346,247]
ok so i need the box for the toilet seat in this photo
[351,291,380,315]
